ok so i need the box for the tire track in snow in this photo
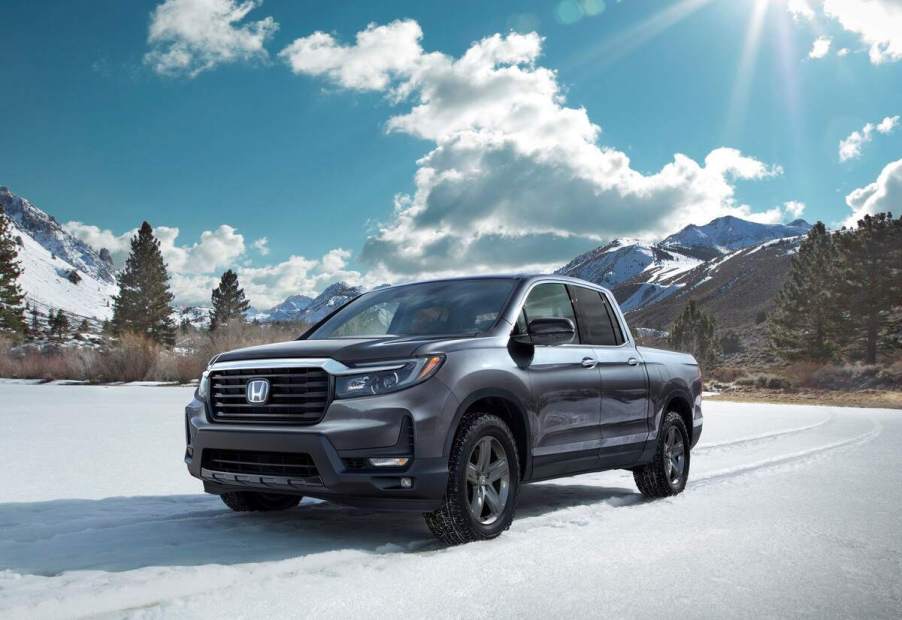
[692,418,882,486]
[694,413,834,453]
[511,417,882,537]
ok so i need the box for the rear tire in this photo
[220,491,302,512]
[424,413,520,545]
[633,411,690,498]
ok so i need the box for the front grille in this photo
[202,449,320,480]
[209,367,330,424]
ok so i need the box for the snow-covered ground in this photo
[1,384,900,618]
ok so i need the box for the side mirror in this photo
[514,317,576,346]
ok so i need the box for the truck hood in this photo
[213,335,457,367]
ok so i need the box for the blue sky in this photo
[1,0,900,307]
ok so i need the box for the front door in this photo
[520,283,603,478]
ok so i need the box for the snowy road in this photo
[1,384,900,619]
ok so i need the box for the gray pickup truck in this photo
[185,275,703,544]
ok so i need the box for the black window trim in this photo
[567,284,626,347]
[518,281,583,346]
[508,278,632,347]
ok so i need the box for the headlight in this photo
[334,355,444,399]
[197,370,210,402]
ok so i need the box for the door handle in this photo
[581,357,597,368]
[627,357,639,366]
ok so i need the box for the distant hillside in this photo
[623,237,800,330]
[1,187,117,321]
[1,187,116,285]
[660,215,810,252]
[557,215,811,360]
[249,282,362,325]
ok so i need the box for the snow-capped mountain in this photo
[556,214,813,341]
[557,215,812,312]
[625,236,802,331]
[660,215,811,253]
[557,239,705,294]
[247,294,314,323]
[1,186,116,285]
[250,283,362,325]
[2,187,117,321]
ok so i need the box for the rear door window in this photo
[569,286,623,346]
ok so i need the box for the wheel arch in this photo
[664,392,693,445]
[445,388,532,480]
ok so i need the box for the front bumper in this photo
[184,378,459,512]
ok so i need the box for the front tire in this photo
[220,491,302,512]
[633,411,690,498]
[425,413,520,545]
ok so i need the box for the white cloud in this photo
[838,115,900,161]
[280,21,783,279]
[843,158,902,226]
[788,0,816,21]
[876,115,900,133]
[837,47,850,57]
[145,0,278,78]
[61,222,134,265]
[238,249,362,308]
[252,236,270,255]
[64,221,359,307]
[279,20,427,91]
[823,0,902,64]
[783,200,807,219]
[809,36,832,59]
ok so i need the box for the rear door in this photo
[521,283,604,478]
[568,286,650,465]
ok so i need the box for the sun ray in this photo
[567,0,719,72]
[724,0,771,141]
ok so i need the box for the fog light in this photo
[368,457,410,468]
[400,477,413,488]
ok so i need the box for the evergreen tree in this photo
[29,306,40,336]
[111,222,175,345]
[670,299,719,369]
[834,213,902,364]
[209,269,250,330]
[0,204,26,335]
[47,309,69,341]
[769,222,841,361]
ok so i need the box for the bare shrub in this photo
[0,323,303,383]
[784,360,902,391]
[91,332,160,382]
[707,366,746,383]
[153,322,304,382]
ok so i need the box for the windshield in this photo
[307,279,517,339]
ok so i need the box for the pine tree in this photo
[769,222,841,362]
[209,269,250,330]
[834,213,902,364]
[111,221,176,345]
[670,299,719,370]
[29,306,40,336]
[47,309,69,341]
[53,310,70,340]
[0,204,26,335]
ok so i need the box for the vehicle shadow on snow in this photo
[0,482,636,575]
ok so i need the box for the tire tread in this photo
[633,411,690,498]
[424,413,519,545]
